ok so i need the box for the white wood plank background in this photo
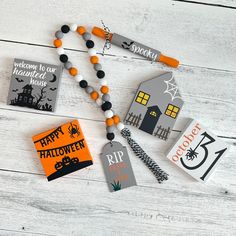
[0,0,235,235]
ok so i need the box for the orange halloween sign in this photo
[32,120,93,181]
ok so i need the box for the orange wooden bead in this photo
[77,26,86,35]
[106,118,114,127]
[53,39,62,48]
[69,67,78,76]
[90,56,99,64]
[90,91,99,100]
[100,86,109,94]
[113,115,120,124]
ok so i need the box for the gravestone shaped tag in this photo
[100,141,137,192]
[166,119,230,181]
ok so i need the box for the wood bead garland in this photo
[77,26,86,35]
[97,70,105,79]
[61,25,70,33]
[100,86,109,94]
[106,118,114,127]
[90,91,99,100]
[104,110,113,118]
[60,54,68,63]
[54,39,62,48]
[101,101,112,111]
[53,24,169,183]
[90,56,99,64]
[54,24,115,141]
[70,23,77,32]
[69,67,78,76]
[86,40,95,48]
[113,115,120,124]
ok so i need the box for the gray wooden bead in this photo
[64,61,72,69]
[106,126,115,133]
[83,32,91,41]
[55,31,64,39]
[94,63,102,71]
[85,86,94,94]
[102,94,110,101]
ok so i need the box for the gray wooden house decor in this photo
[124,72,184,141]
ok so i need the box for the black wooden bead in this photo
[61,25,70,33]
[86,40,94,48]
[97,70,105,79]
[101,101,112,111]
[59,54,68,63]
[107,132,115,141]
[79,80,88,88]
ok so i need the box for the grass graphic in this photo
[111,180,121,191]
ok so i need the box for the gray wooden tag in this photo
[111,33,161,62]
[100,141,137,192]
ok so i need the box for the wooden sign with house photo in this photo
[7,58,62,112]
[124,72,184,141]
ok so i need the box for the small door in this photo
[139,107,162,134]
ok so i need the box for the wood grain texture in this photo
[0,169,235,236]
[0,0,236,70]
[0,42,235,138]
[174,0,236,8]
[0,0,235,235]
[0,109,235,189]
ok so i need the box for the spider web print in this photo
[164,75,181,101]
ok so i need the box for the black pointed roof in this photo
[22,84,33,89]
[17,92,34,98]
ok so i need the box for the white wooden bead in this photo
[75,74,83,82]
[104,110,113,118]
[88,48,96,56]
[99,79,108,86]
[96,97,103,106]
[70,23,77,32]
[117,122,125,131]
[57,47,65,55]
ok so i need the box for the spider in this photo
[68,122,80,138]
[185,148,199,161]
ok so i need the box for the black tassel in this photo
[121,128,168,183]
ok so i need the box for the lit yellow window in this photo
[135,91,150,106]
[173,107,179,113]
[165,104,180,119]
[165,110,171,116]
[139,92,144,98]
[142,100,147,105]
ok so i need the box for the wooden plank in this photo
[0,109,235,196]
[0,42,235,138]
[0,1,235,235]
[0,169,235,236]
[0,229,54,236]
[174,0,236,8]
[0,0,236,70]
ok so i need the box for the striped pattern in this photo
[121,128,168,183]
